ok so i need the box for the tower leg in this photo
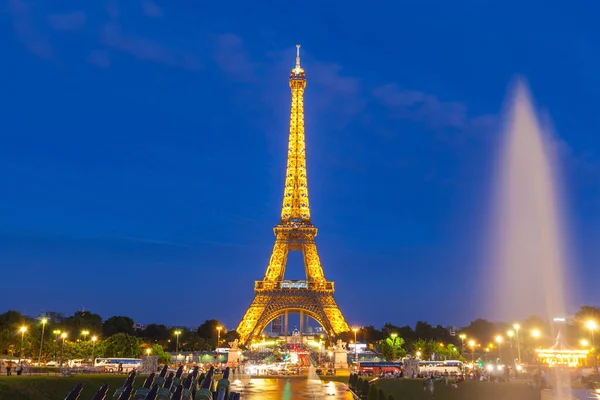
[300,311,304,345]
[285,311,288,344]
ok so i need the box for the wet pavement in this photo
[230,377,354,399]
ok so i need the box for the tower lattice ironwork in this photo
[236,45,350,344]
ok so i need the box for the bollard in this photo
[194,367,215,400]
[113,371,137,399]
[132,372,156,399]
[143,384,159,400]
[215,368,231,400]
[64,383,84,400]
[92,384,110,400]
[153,366,169,389]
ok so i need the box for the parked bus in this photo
[357,362,403,375]
[94,358,141,372]
[419,360,464,376]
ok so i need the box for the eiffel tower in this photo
[236,45,350,344]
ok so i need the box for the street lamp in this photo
[495,335,503,363]
[319,334,324,365]
[146,348,152,357]
[390,333,398,362]
[581,339,589,347]
[352,327,359,362]
[174,330,182,365]
[507,330,515,366]
[60,332,67,368]
[91,336,97,364]
[18,326,27,364]
[513,324,521,363]
[81,330,90,341]
[531,329,541,373]
[38,318,48,366]
[586,320,598,374]
[459,334,466,354]
[216,326,223,365]
[468,340,476,362]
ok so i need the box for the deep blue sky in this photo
[2,0,600,330]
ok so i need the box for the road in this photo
[231,377,354,399]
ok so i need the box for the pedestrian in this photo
[6,361,13,376]
[16,363,23,376]
[428,375,435,398]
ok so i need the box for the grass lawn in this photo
[0,374,145,400]
[372,379,541,400]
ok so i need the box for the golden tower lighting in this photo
[236,45,349,344]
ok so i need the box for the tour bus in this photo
[94,358,142,372]
[419,360,464,376]
[357,362,403,375]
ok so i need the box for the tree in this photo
[102,333,142,358]
[103,316,135,337]
[140,324,171,342]
[197,320,224,348]
[368,384,378,400]
[150,344,171,364]
[380,336,406,361]
[378,388,386,400]
[461,319,497,345]
[362,379,369,395]
[63,311,103,338]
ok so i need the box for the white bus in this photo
[419,360,464,376]
[94,358,142,372]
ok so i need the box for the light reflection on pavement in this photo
[231,377,354,399]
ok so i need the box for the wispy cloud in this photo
[140,0,162,18]
[213,34,259,82]
[101,22,202,70]
[47,11,86,31]
[9,0,53,60]
[373,84,467,129]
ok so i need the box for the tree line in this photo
[1,305,598,364]
[0,310,236,364]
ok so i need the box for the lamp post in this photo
[18,326,27,364]
[507,330,515,366]
[38,318,48,366]
[60,332,67,368]
[390,333,398,362]
[532,329,541,373]
[586,320,598,374]
[319,334,324,365]
[146,348,152,357]
[459,334,466,354]
[495,336,503,363]
[468,340,475,363]
[174,330,182,366]
[513,324,521,363]
[91,336,97,364]
[81,330,89,341]
[216,326,222,365]
[352,327,359,363]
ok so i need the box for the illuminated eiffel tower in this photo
[236,45,349,344]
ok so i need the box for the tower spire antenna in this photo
[295,44,301,68]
